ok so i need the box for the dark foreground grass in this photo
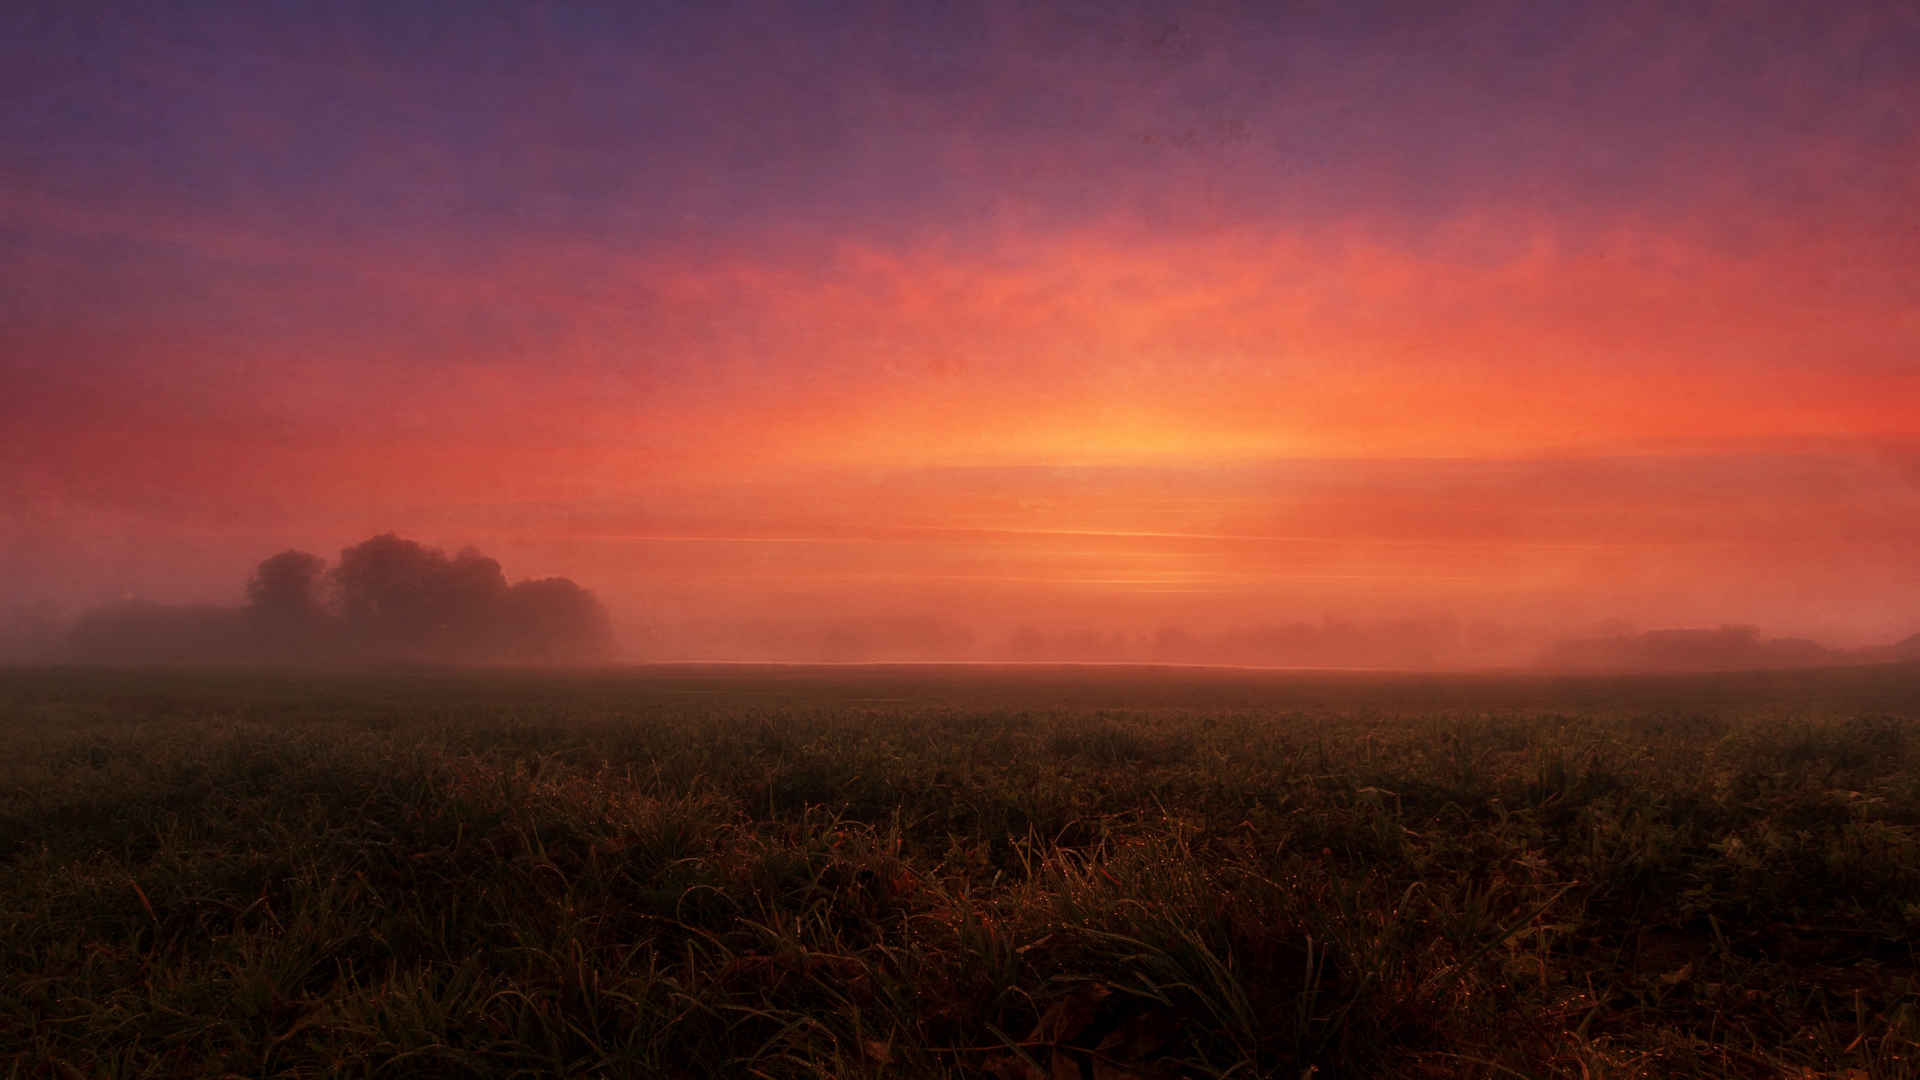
[2,664,1918,1078]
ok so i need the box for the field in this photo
[3,664,1918,1078]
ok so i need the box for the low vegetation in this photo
[2,664,1917,1077]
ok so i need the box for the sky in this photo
[4,0,1919,661]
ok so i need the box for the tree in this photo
[247,550,328,624]
[245,550,335,658]
[333,535,543,662]
[500,578,614,662]
[333,535,460,658]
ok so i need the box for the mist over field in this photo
[7,450,1920,671]
[7,446,1920,670]
[8,572,1920,673]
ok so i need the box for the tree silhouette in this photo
[68,534,615,666]
[501,578,614,662]
[247,551,327,621]
[330,534,606,663]
[244,549,334,658]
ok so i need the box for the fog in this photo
[4,445,1919,671]
[5,528,1919,672]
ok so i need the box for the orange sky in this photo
[4,2,1919,661]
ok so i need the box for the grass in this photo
[1,663,1917,1077]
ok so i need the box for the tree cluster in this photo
[70,534,614,666]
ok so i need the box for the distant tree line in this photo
[1537,625,1838,673]
[69,534,614,666]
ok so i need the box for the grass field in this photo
[3,664,1918,1078]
